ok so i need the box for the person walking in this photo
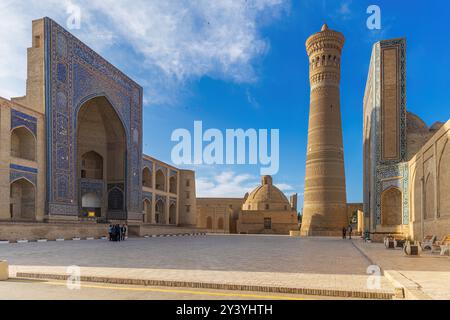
[342,227,347,239]
[348,224,353,240]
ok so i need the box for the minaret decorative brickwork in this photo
[300,24,348,236]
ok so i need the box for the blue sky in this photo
[1,0,449,206]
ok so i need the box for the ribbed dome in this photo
[243,176,291,211]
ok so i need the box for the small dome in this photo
[321,23,329,31]
[242,176,291,211]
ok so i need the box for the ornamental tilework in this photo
[10,164,38,174]
[170,170,178,177]
[143,192,153,201]
[368,39,410,227]
[44,18,143,217]
[80,179,104,198]
[375,163,409,225]
[376,39,407,165]
[155,164,168,175]
[10,167,37,186]
[155,195,166,203]
[143,159,153,171]
[11,109,37,136]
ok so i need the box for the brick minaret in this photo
[300,24,348,236]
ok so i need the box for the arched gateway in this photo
[77,96,127,220]
[44,18,143,221]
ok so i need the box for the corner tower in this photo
[300,24,348,236]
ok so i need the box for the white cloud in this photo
[0,0,289,104]
[337,0,352,20]
[246,89,260,108]
[275,183,294,192]
[196,171,258,197]
[195,170,295,198]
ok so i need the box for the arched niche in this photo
[381,187,402,226]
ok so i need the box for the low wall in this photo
[129,224,206,237]
[0,222,108,242]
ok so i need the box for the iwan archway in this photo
[77,96,126,220]
[45,18,143,221]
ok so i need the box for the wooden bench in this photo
[431,236,450,256]
[420,235,436,250]
[384,236,407,249]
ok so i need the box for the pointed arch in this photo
[155,169,166,191]
[438,139,450,216]
[381,187,402,226]
[11,126,36,161]
[142,167,152,188]
[155,199,165,224]
[217,217,224,230]
[108,187,124,211]
[10,178,36,221]
[143,198,152,223]
[81,151,103,179]
[77,96,127,219]
[424,172,435,220]
[169,175,177,194]
[206,216,213,229]
[169,203,176,225]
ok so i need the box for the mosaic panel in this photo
[143,192,153,201]
[10,167,37,186]
[80,178,104,198]
[368,38,410,227]
[375,163,409,225]
[155,195,166,203]
[11,109,37,136]
[143,159,153,170]
[170,170,178,177]
[44,18,143,217]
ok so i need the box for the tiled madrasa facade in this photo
[0,18,197,239]
[363,38,450,241]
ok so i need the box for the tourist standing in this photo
[121,225,127,241]
[108,225,113,241]
[342,227,347,239]
[348,224,353,239]
[116,225,121,242]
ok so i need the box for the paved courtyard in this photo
[1,235,398,299]
[352,240,450,300]
[2,235,449,299]
[1,235,371,274]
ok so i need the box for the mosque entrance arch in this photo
[77,96,127,220]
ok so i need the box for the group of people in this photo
[342,224,353,239]
[108,224,127,242]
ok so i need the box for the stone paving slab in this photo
[352,240,450,300]
[0,235,374,274]
[0,235,398,299]
[10,265,394,299]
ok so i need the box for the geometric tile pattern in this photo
[11,109,37,136]
[10,164,38,186]
[365,38,409,227]
[44,18,143,218]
